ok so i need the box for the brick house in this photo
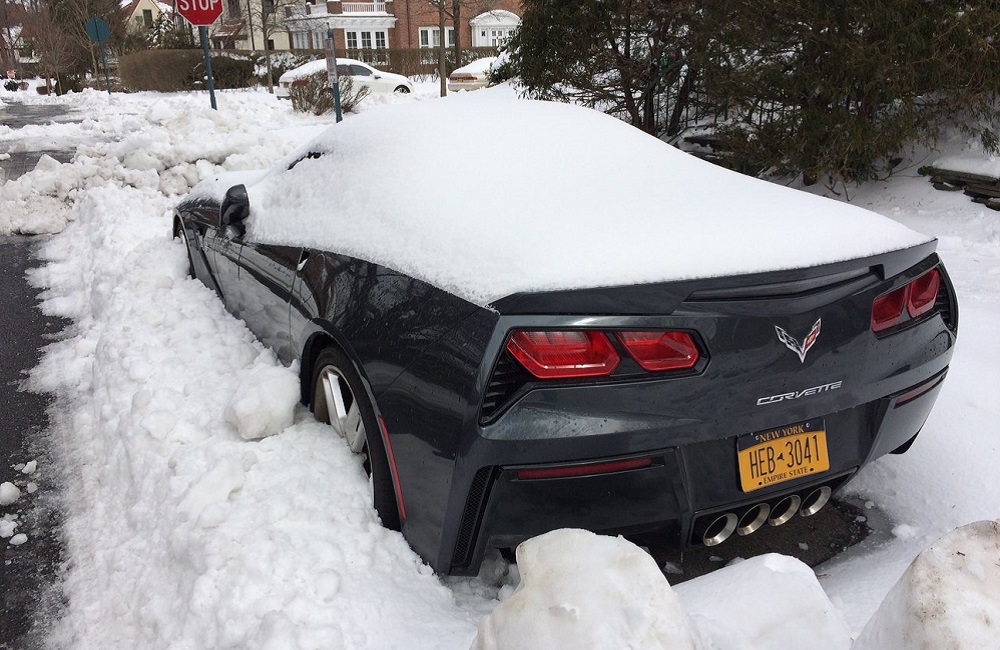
[210,0,521,55]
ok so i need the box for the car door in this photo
[234,242,302,364]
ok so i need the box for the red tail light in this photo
[506,331,620,379]
[616,331,699,371]
[907,269,940,318]
[871,286,907,332]
[872,268,941,333]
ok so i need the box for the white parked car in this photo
[276,58,413,99]
[447,57,497,92]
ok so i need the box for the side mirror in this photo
[220,184,249,226]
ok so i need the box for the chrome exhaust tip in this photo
[768,495,801,527]
[736,503,771,536]
[800,486,832,517]
[702,513,738,546]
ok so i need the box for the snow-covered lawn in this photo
[1,83,998,649]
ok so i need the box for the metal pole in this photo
[325,25,342,123]
[199,26,218,110]
[99,42,111,96]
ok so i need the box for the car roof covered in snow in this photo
[209,88,933,307]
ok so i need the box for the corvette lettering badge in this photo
[774,318,822,363]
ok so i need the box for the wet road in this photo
[0,100,74,649]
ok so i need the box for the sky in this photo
[1,81,999,649]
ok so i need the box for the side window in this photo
[336,64,351,77]
[349,65,373,77]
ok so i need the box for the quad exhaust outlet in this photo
[697,485,834,547]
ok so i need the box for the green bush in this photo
[119,50,257,92]
[119,49,203,92]
[205,55,255,90]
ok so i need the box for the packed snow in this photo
[2,82,1000,649]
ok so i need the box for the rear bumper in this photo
[447,362,950,574]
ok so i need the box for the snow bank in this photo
[854,520,1000,649]
[1,90,333,236]
[472,529,699,650]
[930,154,1000,179]
[676,554,852,650]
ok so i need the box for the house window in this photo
[418,27,455,48]
[142,9,153,29]
[470,10,520,47]
[292,31,309,49]
[227,0,241,17]
[345,30,388,50]
[478,28,514,47]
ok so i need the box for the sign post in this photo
[175,0,224,110]
[324,25,343,123]
[84,16,112,96]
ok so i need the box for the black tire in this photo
[174,220,195,279]
[394,85,410,94]
[311,346,401,530]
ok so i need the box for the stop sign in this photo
[176,0,223,27]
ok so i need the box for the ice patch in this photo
[0,518,16,538]
[0,482,21,506]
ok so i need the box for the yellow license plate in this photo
[737,418,829,492]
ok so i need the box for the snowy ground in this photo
[2,83,999,649]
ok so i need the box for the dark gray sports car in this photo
[173,95,957,575]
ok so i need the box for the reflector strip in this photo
[516,458,652,480]
[893,374,945,407]
[378,416,406,520]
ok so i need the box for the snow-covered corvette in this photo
[173,91,957,575]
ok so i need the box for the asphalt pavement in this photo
[0,100,74,650]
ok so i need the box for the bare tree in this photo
[46,0,133,79]
[246,0,296,93]
[24,5,76,92]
